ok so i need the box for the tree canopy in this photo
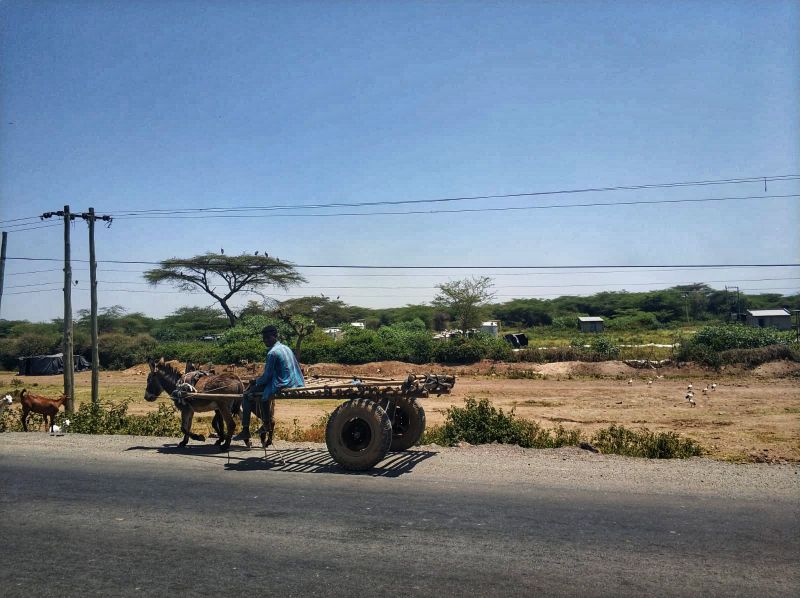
[432,277,496,334]
[143,252,306,326]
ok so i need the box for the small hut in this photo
[745,309,791,330]
[578,316,604,333]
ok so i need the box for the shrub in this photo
[335,328,383,364]
[515,346,582,363]
[588,335,620,360]
[591,425,702,458]
[274,413,330,443]
[98,333,158,369]
[677,324,795,366]
[717,344,800,368]
[299,336,337,364]
[0,401,182,436]
[421,397,581,448]
[217,339,264,364]
[154,341,224,365]
[433,338,484,364]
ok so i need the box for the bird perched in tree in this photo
[220,248,224,255]
[254,251,259,255]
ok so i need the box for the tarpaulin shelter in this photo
[17,353,91,376]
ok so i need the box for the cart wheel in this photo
[390,397,426,451]
[326,399,392,471]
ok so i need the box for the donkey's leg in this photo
[219,407,235,452]
[187,408,205,442]
[261,397,276,448]
[178,408,192,447]
[212,410,223,445]
[22,407,29,432]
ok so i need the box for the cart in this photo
[173,373,455,471]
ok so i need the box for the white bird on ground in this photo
[687,383,693,391]
[647,379,653,386]
[685,393,696,407]
[627,378,633,385]
[711,383,717,391]
[702,386,709,394]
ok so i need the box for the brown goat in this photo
[20,389,68,432]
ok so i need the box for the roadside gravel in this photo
[1,432,797,501]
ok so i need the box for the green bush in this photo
[591,425,702,458]
[335,328,383,364]
[217,339,264,364]
[0,401,182,436]
[0,338,19,370]
[515,346,582,363]
[551,315,579,330]
[433,337,484,364]
[154,341,223,365]
[422,397,581,448]
[299,335,337,364]
[677,324,795,365]
[98,333,158,369]
[588,335,621,360]
[717,344,800,368]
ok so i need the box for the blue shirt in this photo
[254,341,305,400]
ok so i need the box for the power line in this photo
[3,223,64,233]
[105,174,800,217]
[3,173,798,226]
[109,192,800,220]
[5,256,800,269]
[7,286,798,298]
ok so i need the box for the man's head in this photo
[261,325,279,348]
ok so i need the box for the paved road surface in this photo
[1,434,798,597]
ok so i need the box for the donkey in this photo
[144,358,244,450]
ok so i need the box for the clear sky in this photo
[1,0,798,322]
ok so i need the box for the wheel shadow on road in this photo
[222,448,437,477]
[125,443,437,477]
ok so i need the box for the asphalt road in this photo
[1,434,798,597]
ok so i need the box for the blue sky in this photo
[1,0,798,322]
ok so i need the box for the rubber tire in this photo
[390,397,426,451]
[326,399,392,471]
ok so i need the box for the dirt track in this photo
[3,359,799,462]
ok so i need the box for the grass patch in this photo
[0,401,181,436]
[421,397,580,449]
[274,413,330,443]
[420,398,703,459]
[590,425,703,458]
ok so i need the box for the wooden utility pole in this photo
[0,231,7,318]
[79,209,112,406]
[62,206,75,412]
[88,208,100,405]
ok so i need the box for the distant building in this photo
[323,327,343,340]
[480,320,500,337]
[578,316,604,333]
[745,309,792,330]
[350,321,366,329]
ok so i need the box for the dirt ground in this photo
[2,359,799,462]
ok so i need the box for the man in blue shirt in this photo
[233,325,304,448]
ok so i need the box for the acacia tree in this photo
[432,276,495,334]
[143,253,306,327]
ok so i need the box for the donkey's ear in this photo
[147,358,156,372]
[159,357,165,365]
